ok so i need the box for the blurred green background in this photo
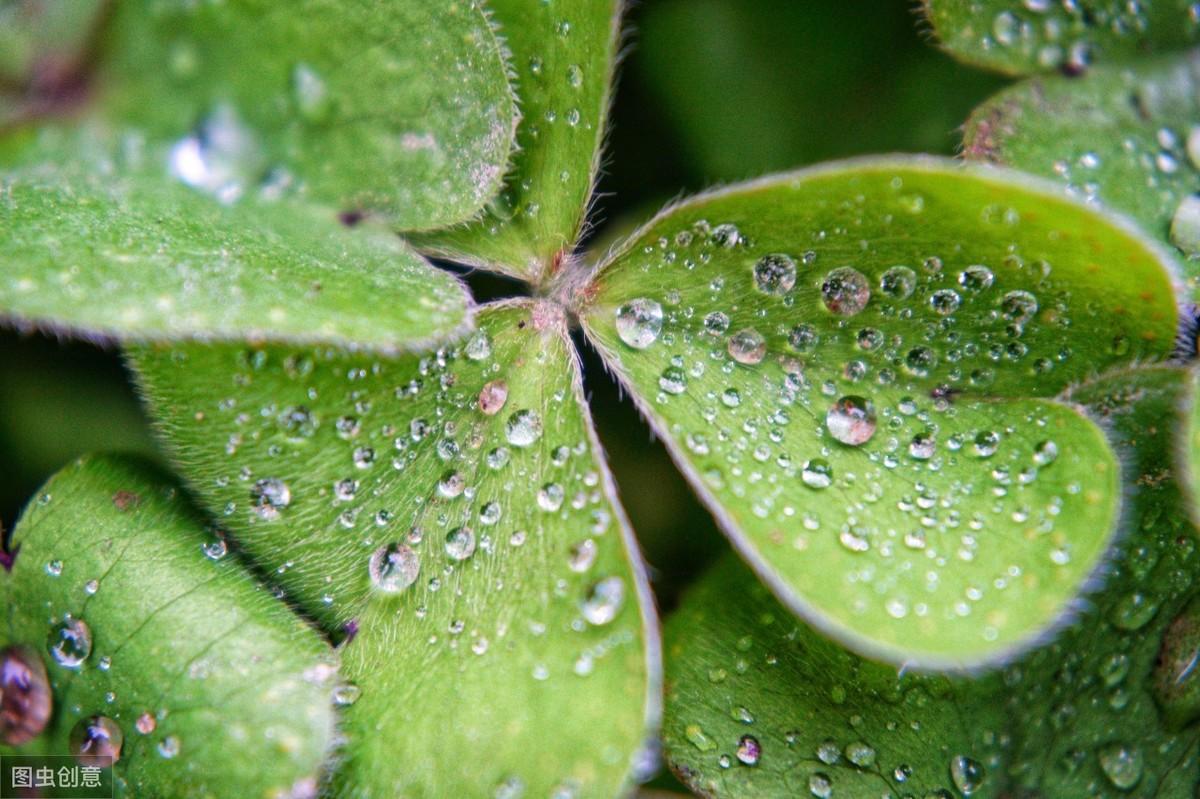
[0,0,1005,616]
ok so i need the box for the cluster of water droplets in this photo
[602,198,1128,644]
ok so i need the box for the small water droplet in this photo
[735,735,761,765]
[821,267,870,315]
[581,577,625,625]
[70,715,122,765]
[727,328,766,365]
[505,410,543,447]
[445,527,477,561]
[753,253,797,295]
[47,618,91,668]
[801,459,834,489]
[368,543,420,593]
[250,478,291,520]
[157,734,181,759]
[880,265,916,299]
[827,396,876,446]
[1098,742,1143,790]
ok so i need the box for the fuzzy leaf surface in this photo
[581,158,1179,667]
[2,453,337,798]
[130,302,659,797]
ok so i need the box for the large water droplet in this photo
[70,715,123,765]
[1098,742,1143,790]
[445,527,477,561]
[505,410,543,448]
[369,543,420,593]
[250,478,291,520]
[753,254,797,295]
[615,299,664,349]
[0,646,51,746]
[581,577,625,625]
[727,328,766,365]
[826,396,876,446]
[168,104,262,204]
[821,267,870,315]
[735,735,761,766]
[950,755,986,795]
[47,618,91,668]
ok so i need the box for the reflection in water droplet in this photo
[47,618,91,668]
[879,265,916,299]
[615,299,664,349]
[168,104,262,204]
[821,267,870,315]
[753,254,797,295]
[727,329,767,365]
[581,577,625,625]
[445,528,476,561]
[0,646,51,746]
[735,734,761,765]
[826,396,876,446]
[70,715,123,765]
[250,478,291,520]
[950,755,986,795]
[801,459,833,489]
[369,543,420,593]
[808,772,833,798]
[505,410,543,447]
[1098,742,1143,790]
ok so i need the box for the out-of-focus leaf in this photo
[996,365,1200,797]
[412,0,621,282]
[0,125,472,349]
[964,50,1200,295]
[92,0,517,231]
[0,0,105,88]
[2,453,337,798]
[580,157,1179,667]
[129,302,659,796]
[662,555,1007,798]
[925,0,1200,76]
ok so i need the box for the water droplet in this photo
[277,406,317,439]
[930,288,962,315]
[1098,742,1143,790]
[808,772,833,798]
[292,63,330,122]
[727,328,767,365]
[168,104,262,204]
[250,478,291,520]
[478,380,509,415]
[801,459,834,489]
[826,396,876,446]
[70,715,122,765]
[958,265,994,291]
[333,683,362,706]
[821,267,870,315]
[445,527,476,561]
[974,431,1000,458]
[157,734,181,759]
[844,741,875,767]
[368,544,420,593]
[704,312,730,335]
[581,577,625,625]
[465,331,492,361]
[47,618,91,668]
[505,410,543,447]
[568,540,598,573]
[1000,290,1039,324]
[1171,195,1200,256]
[1111,591,1159,631]
[615,298,664,349]
[135,712,156,735]
[788,324,819,352]
[537,483,565,512]
[909,431,936,460]
[950,755,986,795]
[659,366,688,395]
[753,254,797,295]
[735,735,761,765]
[880,265,916,299]
[1034,440,1058,466]
[685,724,717,752]
[0,646,51,746]
[437,471,466,499]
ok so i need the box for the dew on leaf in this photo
[465,331,492,361]
[368,543,420,593]
[879,265,917,299]
[1097,742,1143,790]
[70,715,123,765]
[727,329,767,365]
[478,380,509,415]
[949,755,986,795]
[1171,194,1200,256]
[801,459,834,489]
[157,735,181,759]
[826,396,876,446]
[659,366,688,395]
[753,254,797,295]
[788,324,818,352]
[444,527,476,561]
[615,298,664,349]
[292,63,330,123]
[505,410,543,447]
[808,772,833,798]
[581,577,625,625]
[844,741,875,767]
[250,478,291,520]
[1000,290,1039,324]
[821,267,870,315]
[0,646,51,746]
[168,104,262,204]
[47,617,91,668]
[735,735,761,765]
[930,288,962,315]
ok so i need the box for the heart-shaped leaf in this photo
[923,0,1200,76]
[128,301,659,795]
[579,157,1180,667]
[0,124,472,349]
[89,0,518,231]
[2,453,337,798]
[411,0,622,282]
[662,554,1008,798]
[964,50,1200,294]
[997,365,1200,797]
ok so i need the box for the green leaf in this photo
[0,124,471,349]
[410,0,622,281]
[128,301,659,795]
[923,0,1200,76]
[2,453,337,798]
[89,0,518,231]
[997,365,1200,797]
[579,157,1180,667]
[662,554,1007,798]
[0,0,105,88]
[964,50,1200,296]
